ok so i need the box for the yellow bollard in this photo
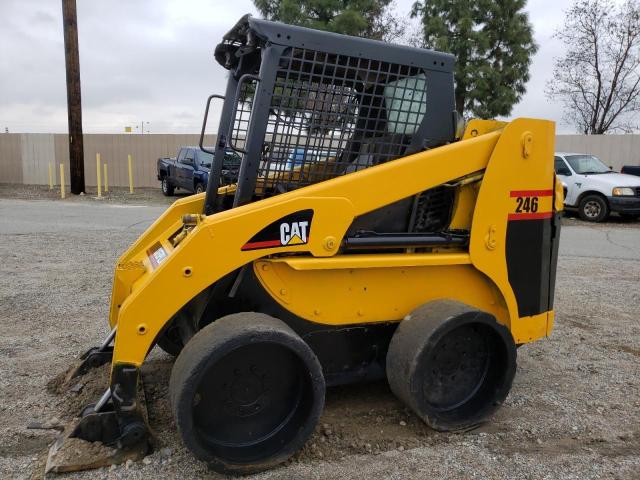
[96,153,102,198]
[60,163,65,199]
[128,154,134,194]
[48,162,53,190]
[103,163,109,192]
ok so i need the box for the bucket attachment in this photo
[44,388,151,473]
[45,424,148,473]
[44,330,152,474]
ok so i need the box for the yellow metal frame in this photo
[108,118,558,368]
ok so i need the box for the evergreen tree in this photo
[253,0,402,42]
[411,0,537,118]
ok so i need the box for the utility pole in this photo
[136,121,150,134]
[62,0,85,194]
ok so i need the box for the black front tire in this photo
[578,194,609,222]
[194,182,204,194]
[169,312,325,474]
[161,177,175,196]
[387,300,517,431]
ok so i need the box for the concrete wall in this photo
[0,133,216,189]
[555,135,640,171]
[0,133,23,184]
[1,133,639,189]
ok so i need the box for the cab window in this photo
[183,149,195,165]
[554,157,572,176]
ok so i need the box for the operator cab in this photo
[202,14,457,234]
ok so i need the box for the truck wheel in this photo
[161,177,175,196]
[386,300,516,431]
[578,194,608,222]
[194,182,204,194]
[169,312,325,474]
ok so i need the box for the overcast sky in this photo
[0,0,574,134]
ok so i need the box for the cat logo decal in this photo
[241,210,313,251]
[279,221,309,246]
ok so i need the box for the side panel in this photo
[254,257,511,328]
[469,119,557,342]
[505,216,553,317]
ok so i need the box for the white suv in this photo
[554,152,640,222]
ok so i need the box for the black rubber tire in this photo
[169,312,325,474]
[386,300,517,431]
[578,194,609,222]
[194,182,204,194]
[620,213,640,221]
[161,177,174,196]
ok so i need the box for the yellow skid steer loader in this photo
[47,14,562,475]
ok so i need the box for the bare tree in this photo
[547,0,640,134]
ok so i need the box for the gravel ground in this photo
[0,186,639,480]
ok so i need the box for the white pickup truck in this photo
[554,152,640,222]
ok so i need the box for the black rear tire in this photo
[169,312,325,474]
[161,177,174,196]
[578,194,608,222]
[386,300,517,431]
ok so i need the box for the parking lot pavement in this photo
[0,198,167,235]
[560,221,640,261]
[2,198,637,258]
[0,198,638,480]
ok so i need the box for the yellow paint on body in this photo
[254,257,510,328]
[106,118,558,368]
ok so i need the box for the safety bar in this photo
[199,94,225,156]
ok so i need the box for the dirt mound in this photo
[48,364,111,419]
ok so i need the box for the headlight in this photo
[612,187,635,196]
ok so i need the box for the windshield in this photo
[565,155,610,174]
[196,150,214,168]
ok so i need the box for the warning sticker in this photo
[148,244,168,269]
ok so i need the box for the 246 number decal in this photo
[515,196,539,213]
[509,189,553,220]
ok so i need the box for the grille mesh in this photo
[231,47,429,200]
